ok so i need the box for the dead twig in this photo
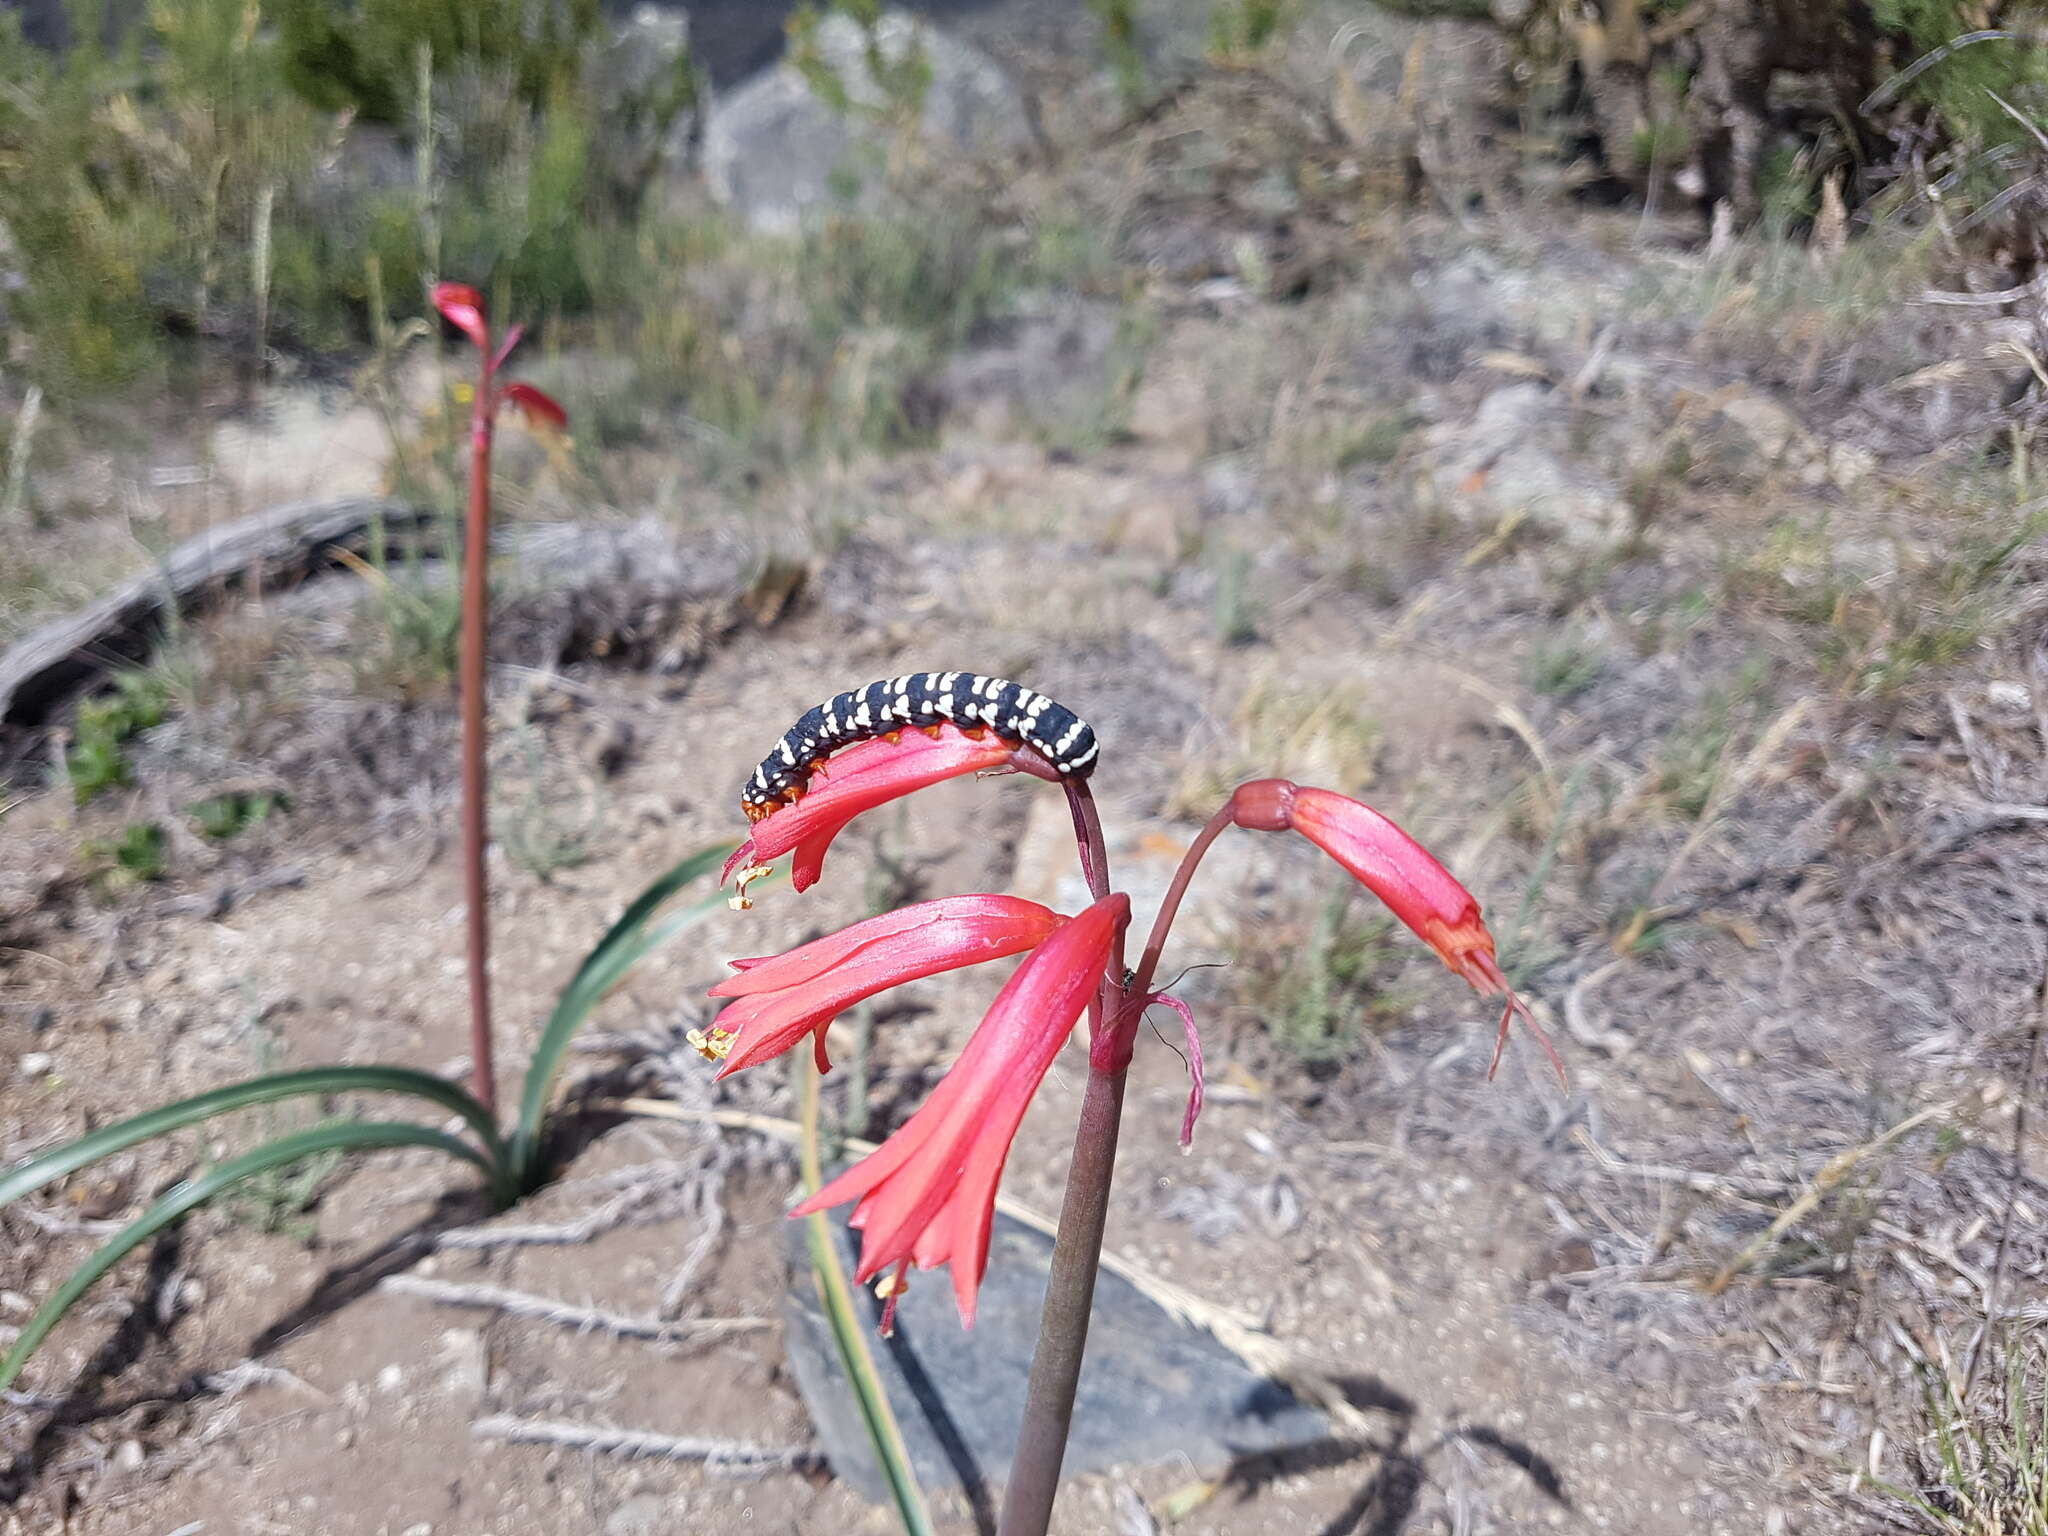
[1706,1101,1957,1294]
[380,1275,770,1345]
[1570,1128,1793,1200]
[469,1414,821,1474]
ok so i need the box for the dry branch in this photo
[0,495,426,734]
[469,1414,821,1474]
[1706,1101,1957,1294]
[381,1274,769,1345]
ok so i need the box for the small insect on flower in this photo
[723,675,1098,898]
[740,672,1099,822]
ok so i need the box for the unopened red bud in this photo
[1228,778,1297,832]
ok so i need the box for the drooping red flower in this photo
[700,895,1064,1079]
[792,892,1129,1326]
[428,283,567,432]
[1229,779,1563,1082]
[432,282,489,352]
[723,724,1049,896]
[500,379,568,432]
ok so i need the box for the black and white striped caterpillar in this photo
[741,672,1099,821]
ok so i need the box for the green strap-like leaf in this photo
[799,1055,934,1536]
[507,842,737,1186]
[0,1121,492,1394]
[0,1066,506,1213]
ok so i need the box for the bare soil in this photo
[5,73,2048,1536]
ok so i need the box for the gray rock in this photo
[1420,382,1633,543]
[588,6,703,207]
[702,9,1030,234]
[784,1211,1329,1510]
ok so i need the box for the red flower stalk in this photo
[701,895,1064,1078]
[428,281,567,1117]
[722,724,1052,897]
[1228,778,1563,1082]
[792,893,1129,1327]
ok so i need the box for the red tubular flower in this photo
[723,724,1050,896]
[701,895,1064,1078]
[1229,778,1563,1083]
[501,380,568,431]
[792,893,1129,1327]
[432,282,489,352]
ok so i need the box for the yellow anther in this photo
[874,1270,909,1301]
[727,863,775,911]
[686,1026,735,1062]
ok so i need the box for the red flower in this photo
[1229,779,1563,1082]
[700,895,1063,1078]
[792,893,1129,1326]
[429,281,568,431]
[500,380,568,432]
[432,282,488,351]
[723,724,1051,897]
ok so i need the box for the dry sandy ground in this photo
[4,202,2047,1536]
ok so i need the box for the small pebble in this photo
[112,1439,145,1473]
[18,1053,52,1080]
[377,1364,404,1394]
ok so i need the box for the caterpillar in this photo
[741,672,1099,821]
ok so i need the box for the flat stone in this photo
[783,1211,1328,1510]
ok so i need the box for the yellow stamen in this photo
[728,863,775,910]
[686,1026,736,1062]
[874,1270,908,1300]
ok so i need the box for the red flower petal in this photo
[705,895,1062,1078]
[792,892,1129,1326]
[431,282,488,352]
[735,726,1021,894]
[1230,779,1565,1084]
[501,380,568,432]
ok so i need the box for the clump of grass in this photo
[1207,0,1293,64]
[1726,500,2044,699]
[1255,886,1400,1065]
[66,671,171,804]
[497,723,604,880]
[212,1009,347,1241]
[1864,1337,2048,1536]
[1650,661,1770,821]
[85,821,168,888]
[345,516,466,702]
[1525,626,1609,699]
[190,790,280,841]
[1211,550,1262,648]
[1168,668,1381,818]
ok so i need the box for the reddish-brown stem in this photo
[997,1050,1128,1534]
[1130,801,1235,1004]
[1003,790,1240,1533]
[459,355,497,1118]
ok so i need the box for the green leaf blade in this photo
[0,1066,505,1214]
[0,1121,492,1394]
[508,842,737,1186]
